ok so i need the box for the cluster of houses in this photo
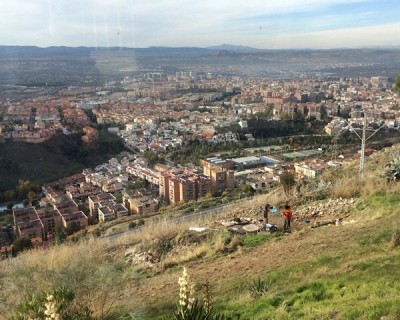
[5,143,360,249]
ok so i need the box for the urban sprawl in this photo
[1,71,398,251]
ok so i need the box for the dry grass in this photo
[0,238,130,320]
[162,242,210,269]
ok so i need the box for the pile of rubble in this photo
[125,246,157,266]
[295,198,356,221]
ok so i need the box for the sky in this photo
[1,0,400,49]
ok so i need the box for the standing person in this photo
[262,204,270,224]
[282,204,293,233]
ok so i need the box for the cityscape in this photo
[1,46,398,251]
[1,0,400,319]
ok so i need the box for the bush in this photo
[391,229,400,248]
[128,221,137,229]
[384,155,400,181]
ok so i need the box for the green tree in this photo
[114,191,123,204]
[65,223,80,236]
[143,151,159,168]
[6,202,14,210]
[54,226,67,244]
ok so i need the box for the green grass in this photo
[210,214,400,320]
[361,191,400,212]
[242,232,284,248]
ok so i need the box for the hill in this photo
[1,145,400,319]
[0,130,125,193]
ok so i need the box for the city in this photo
[2,0,400,318]
[1,64,398,249]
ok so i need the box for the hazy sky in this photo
[1,0,399,49]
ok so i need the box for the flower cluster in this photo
[44,294,60,320]
[178,267,195,312]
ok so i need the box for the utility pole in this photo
[359,114,367,178]
[348,112,385,179]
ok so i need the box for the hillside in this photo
[1,145,400,319]
[0,130,125,193]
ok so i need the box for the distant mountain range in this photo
[206,44,261,52]
[1,44,400,57]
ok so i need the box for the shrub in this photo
[128,221,137,229]
[391,229,400,248]
[159,239,173,255]
[383,155,400,181]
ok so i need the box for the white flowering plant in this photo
[165,267,232,320]
[12,287,94,320]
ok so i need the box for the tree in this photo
[114,191,123,204]
[143,150,159,168]
[27,191,37,204]
[65,223,80,236]
[280,171,295,196]
[54,226,67,244]
[6,202,14,210]
[13,237,32,254]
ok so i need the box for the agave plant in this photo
[384,155,400,181]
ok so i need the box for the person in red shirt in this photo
[282,204,293,233]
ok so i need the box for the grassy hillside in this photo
[1,145,400,319]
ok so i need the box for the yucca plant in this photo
[12,287,95,320]
[165,267,232,320]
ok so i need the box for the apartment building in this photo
[98,203,129,223]
[159,169,212,204]
[200,157,235,193]
[37,208,63,235]
[123,189,159,215]
[88,193,116,217]
[61,211,89,229]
